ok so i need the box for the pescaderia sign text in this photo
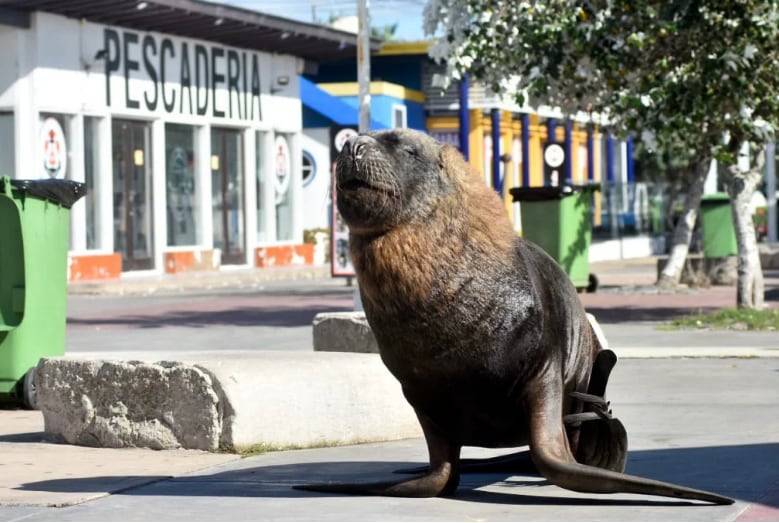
[103,28,263,121]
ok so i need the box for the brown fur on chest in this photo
[351,173,517,315]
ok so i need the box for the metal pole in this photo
[491,108,502,194]
[354,0,371,312]
[586,125,594,183]
[357,0,371,133]
[458,74,470,160]
[521,113,530,186]
[564,120,573,184]
[767,140,777,242]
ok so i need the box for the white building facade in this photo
[0,5,362,280]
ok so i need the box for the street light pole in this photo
[353,0,371,311]
[357,0,371,133]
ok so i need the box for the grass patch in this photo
[235,438,370,458]
[668,308,779,331]
[238,442,310,457]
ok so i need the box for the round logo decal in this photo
[334,128,358,153]
[40,117,67,179]
[544,143,565,169]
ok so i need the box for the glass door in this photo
[112,119,153,271]
[211,128,245,264]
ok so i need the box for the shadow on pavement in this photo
[17,442,778,507]
[581,305,723,323]
[66,304,353,329]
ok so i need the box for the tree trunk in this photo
[657,160,709,288]
[726,159,765,309]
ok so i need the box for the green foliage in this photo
[424,0,779,160]
[371,23,399,41]
[669,307,779,330]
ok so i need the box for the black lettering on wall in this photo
[123,32,140,109]
[211,47,225,118]
[142,35,158,111]
[104,28,121,106]
[180,43,193,114]
[195,44,209,115]
[227,50,241,119]
[160,38,176,112]
[250,54,262,121]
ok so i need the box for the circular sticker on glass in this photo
[544,143,565,169]
[274,135,291,205]
[40,117,67,179]
[334,128,358,153]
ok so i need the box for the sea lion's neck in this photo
[349,221,444,311]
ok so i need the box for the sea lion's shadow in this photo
[285,441,775,506]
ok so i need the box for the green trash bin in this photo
[510,184,599,292]
[0,176,86,408]
[700,193,737,258]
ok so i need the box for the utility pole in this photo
[353,0,371,311]
[357,0,371,133]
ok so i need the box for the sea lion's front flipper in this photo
[295,414,461,497]
[528,370,734,505]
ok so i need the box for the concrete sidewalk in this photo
[2,358,778,521]
[0,256,775,520]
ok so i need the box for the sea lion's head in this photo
[335,129,461,233]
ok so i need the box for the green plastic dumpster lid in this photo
[7,178,87,208]
[701,192,730,204]
[510,183,600,202]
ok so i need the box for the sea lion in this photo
[299,129,732,505]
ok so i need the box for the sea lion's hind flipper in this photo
[586,348,617,398]
[529,373,734,505]
[395,449,535,475]
[567,348,628,472]
[566,409,628,473]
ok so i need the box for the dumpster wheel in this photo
[586,273,599,293]
[21,367,38,410]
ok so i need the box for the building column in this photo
[243,128,257,263]
[197,125,213,250]
[151,118,166,273]
[68,114,86,252]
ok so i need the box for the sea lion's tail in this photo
[530,444,733,504]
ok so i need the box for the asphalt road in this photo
[65,279,356,355]
[65,276,779,359]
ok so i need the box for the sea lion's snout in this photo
[343,135,375,161]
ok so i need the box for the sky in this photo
[221,0,429,41]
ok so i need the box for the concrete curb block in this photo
[37,352,421,452]
[36,359,222,450]
[312,312,378,353]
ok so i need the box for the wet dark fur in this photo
[299,129,732,505]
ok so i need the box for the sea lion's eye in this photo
[402,145,418,157]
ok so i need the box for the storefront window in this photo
[211,127,245,264]
[165,124,199,246]
[83,116,100,249]
[274,134,293,241]
[113,119,154,271]
[0,112,14,177]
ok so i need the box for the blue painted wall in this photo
[327,95,425,131]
